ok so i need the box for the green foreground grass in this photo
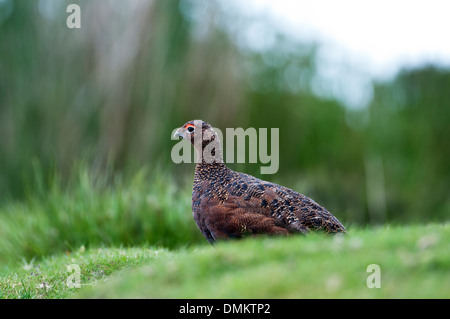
[0,168,448,298]
[0,246,160,299]
[1,223,449,299]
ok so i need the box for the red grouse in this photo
[174,120,346,244]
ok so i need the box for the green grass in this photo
[0,167,448,299]
[3,223,448,299]
[0,246,167,299]
[0,167,203,265]
[71,223,450,298]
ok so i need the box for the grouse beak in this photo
[174,129,184,140]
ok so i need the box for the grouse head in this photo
[174,120,223,164]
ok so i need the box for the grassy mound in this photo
[72,224,449,299]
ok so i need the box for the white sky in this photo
[234,0,450,79]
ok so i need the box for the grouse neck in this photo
[194,161,228,179]
[195,161,227,170]
[191,129,224,165]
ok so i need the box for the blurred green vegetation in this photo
[0,0,449,244]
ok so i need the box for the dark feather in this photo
[177,120,346,243]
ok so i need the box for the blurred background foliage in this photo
[0,0,449,228]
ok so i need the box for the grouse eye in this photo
[187,126,195,133]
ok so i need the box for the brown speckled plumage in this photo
[174,120,346,244]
